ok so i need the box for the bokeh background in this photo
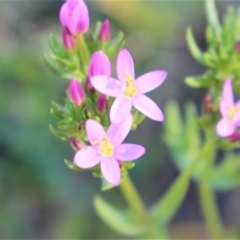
[1,0,240,239]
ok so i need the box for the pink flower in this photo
[74,114,145,185]
[227,131,240,142]
[98,19,110,42]
[59,0,89,35]
[68,78,85,105]
[90,48,167,123]
[216,78,240,137]
[62,26,76,49]
[69,137,86,151]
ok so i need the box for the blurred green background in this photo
[1,0,240,239]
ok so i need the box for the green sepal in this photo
[93,195,144,236]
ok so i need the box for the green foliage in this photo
[93,196,144,236]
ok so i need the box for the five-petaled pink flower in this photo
[90,48,167,123]
[74,114,145,185]
[216,78,240,137]
[59,0,89,35]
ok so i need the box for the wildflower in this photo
[62,26,75,49]
[74,114,145,185]
[98,19,110,42]
[68,78,85,105]
[216,78,240,137]
[90,48,167,123]
[59,0,89,35]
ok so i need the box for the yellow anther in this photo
[99,137,114,157]
[123,74,138,98]
[227,106,240,121]
[91,139,98,145]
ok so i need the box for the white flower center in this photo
[123,74,138,98]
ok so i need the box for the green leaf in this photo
[49,124,68,140]
[43,54,63,76]
[186,28,205,65]
[93,196,144,236]
[64,159,84,171]
[209,153,240,191]
[48,34,66,58]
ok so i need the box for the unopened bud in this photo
[69,137,86,151]
[86,51,111,93]
[234,40,240,53]
[98,19,110,42]
[62,26,75,49]
[59,0,89,35]
[227,131,240,143]
[202,93,213,114]
[68,78,85,105]
[97,94,108,112]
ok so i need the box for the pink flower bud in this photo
[86,51,111,92]
[62,26,76,49]
[59,0,89,35]
[98,19,110,42]
[68,78,85,105]
[69,137,86,151]
[97,94,108,112]
[227,131,240,143]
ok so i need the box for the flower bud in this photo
[227,131,240,143]
[97,94,108,112]
[68,78,85,105]
[59,0,89,35]
[69,137,85,151]
[234,40,240,53]
[62,26,75,49]
[86,51,111,92]
[202,93,213,114]
[98,19,110,42]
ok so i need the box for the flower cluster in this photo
[48,0,167,186]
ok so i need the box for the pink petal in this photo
[100,157,121,186]
[107,113,133,145]
[90,76,123,97]
[216,118,235,137]
[114,144,145,161]
[110,97,132,123]
[117,49,135,85]
[222,78,234,106]
[132,94,164,121]
[86,119,106,143]
[68,4,89,35]
[74,146,101,168]
[234,100,240,126]
[220,98,231,118]
[134,70,167,93]
[59,2,69,26]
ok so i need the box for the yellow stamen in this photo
[123,73,138,98]
[99,137,114,157]
[227,106,240,121]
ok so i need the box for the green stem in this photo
[198,181,225,239]
[198,137,225,239]
[120,176,168,239]
[120,175,146,217]
[76,34,89,74]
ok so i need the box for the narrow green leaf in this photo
[64,159,84,171]
[49,124,67,140]
[186,28,205,65]
[93,196,144,236]
[101,178,115,191]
